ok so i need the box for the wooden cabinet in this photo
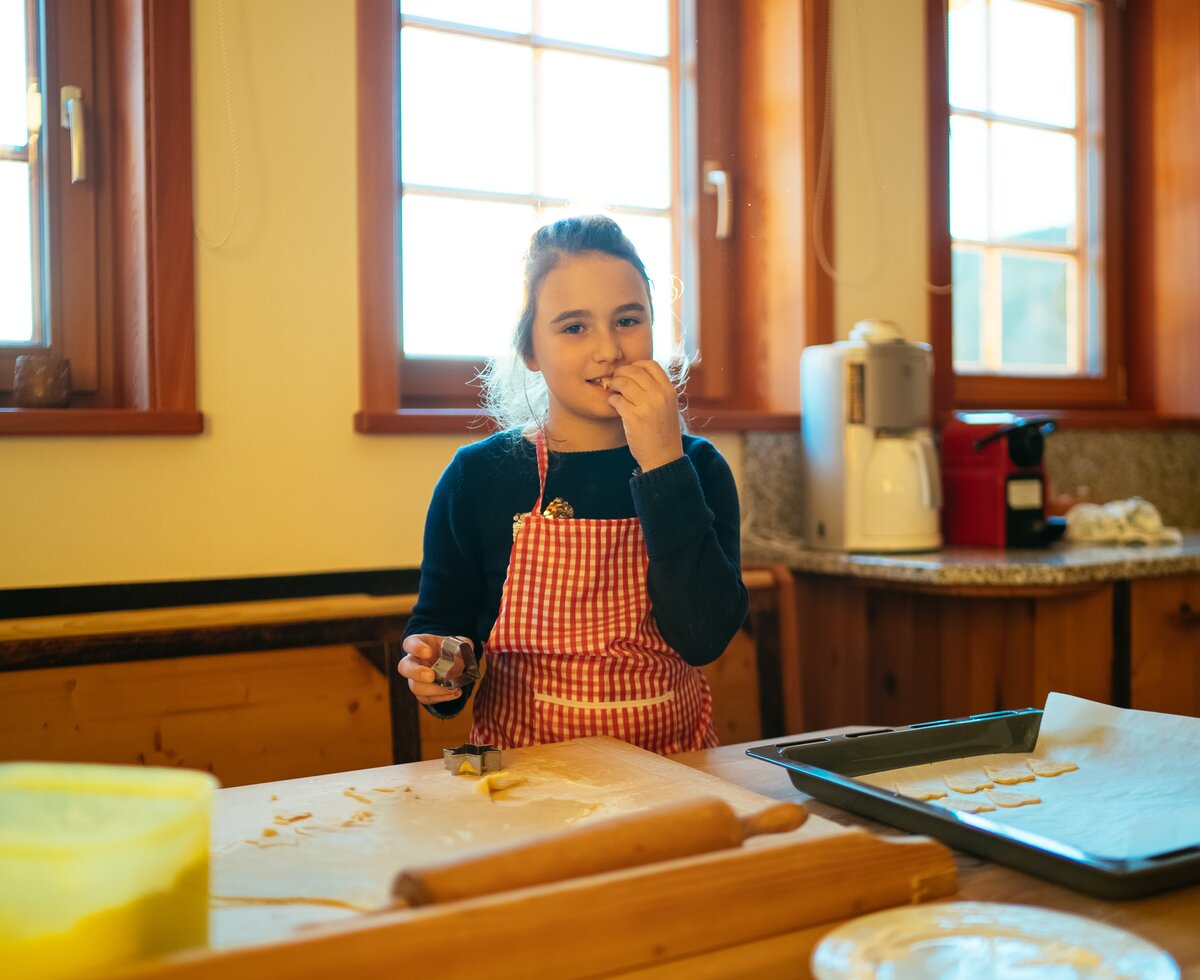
[1130,575,1200,715]
[793,576,1115,730]
[792,571,1200,730]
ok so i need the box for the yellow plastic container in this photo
[0,762,219,979]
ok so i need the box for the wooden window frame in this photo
[928,0,1127,415]
[0,0,201,436]
[355,0,831,435]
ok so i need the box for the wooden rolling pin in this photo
[392,795,806,907]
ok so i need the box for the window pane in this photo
[948,0,986,112]
[992,0,1076,127]
[401,30,533,193]
[401,195,538,358]
[951,247,982,366]
[1000,253,1070,368]
[949,114,987,241]
[540,0,669,57]
[0,160,34,343]
[991,123,1075,244]
[541,53,670,208]
[0,0,28,146]
[399,0,531,35]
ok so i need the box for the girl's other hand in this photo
[399,633,467,705]
[607,359,684,472]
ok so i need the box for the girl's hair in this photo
[480,214,688,432]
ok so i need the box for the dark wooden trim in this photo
[927,0,953,418]
[0,615,415,674]
[687,409,801,432]
[0,568,421,619]
[804,0,834,349]
[0,408,204,435]
[936,407,1199,430]
[356,0,402,419]
[144,0,198,414]
[354,408,497,434]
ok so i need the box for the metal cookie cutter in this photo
[432,635,479,690]
[443,743,502,775]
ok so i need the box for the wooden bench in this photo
[0,569,798,777]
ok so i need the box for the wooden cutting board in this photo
[118,737,955,978]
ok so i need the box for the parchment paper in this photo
[858,693,1200,861]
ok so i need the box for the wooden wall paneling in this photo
[1130,575,1200,716]
[0,646,391,787]
[1028,586,1114,708]
[794,576,869,730]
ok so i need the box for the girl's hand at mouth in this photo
[605,359,684,473]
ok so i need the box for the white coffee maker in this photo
[801,319,942,552]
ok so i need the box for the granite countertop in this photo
[743,531,1200,588]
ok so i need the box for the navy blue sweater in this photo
[404,430,748,717]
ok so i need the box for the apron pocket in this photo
[532,690,683,750]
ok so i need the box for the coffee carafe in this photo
[801,319,942,552]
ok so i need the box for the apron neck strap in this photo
[532,428,549,513]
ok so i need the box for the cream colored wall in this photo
[0,0,742,591]
[831,0,930,343]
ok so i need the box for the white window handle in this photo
[703,160,732,240]
[60,85,86,183]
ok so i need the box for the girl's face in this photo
[527,251,653,447]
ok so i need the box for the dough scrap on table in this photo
[986,789,1041,808]
[1025,758,1079,777]
[935,796,995,814]
[943,772,992,794]
[891,781,947,801]
[476,770,526,798]
[984,765,1035,785]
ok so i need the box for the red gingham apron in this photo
[469,433,719,755]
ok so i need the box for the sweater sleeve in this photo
[403,451,483,719]
[630,445,748,666]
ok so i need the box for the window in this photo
[357,0,830,432]
[929,0,1125,410]
[0,0,200,435]
[398,3,682,364]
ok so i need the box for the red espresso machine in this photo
[940,412,1058,548]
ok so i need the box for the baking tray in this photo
[747,709,1200,899]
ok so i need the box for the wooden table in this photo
[675,734,1200,978]
[107,731,1200,979]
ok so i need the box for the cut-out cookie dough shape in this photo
[986,789,1041,808]
[1025,758,1080,777]
[944,772,993,794]
[984,765,1036,785]
[936,796,996,814]
[891,781,947,801]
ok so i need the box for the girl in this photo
[399,215,747,755]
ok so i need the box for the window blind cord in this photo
[811,0,882,289]
[194,0,242,251]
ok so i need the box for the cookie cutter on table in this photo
[443,743,502,775]
[431,635,479,690]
